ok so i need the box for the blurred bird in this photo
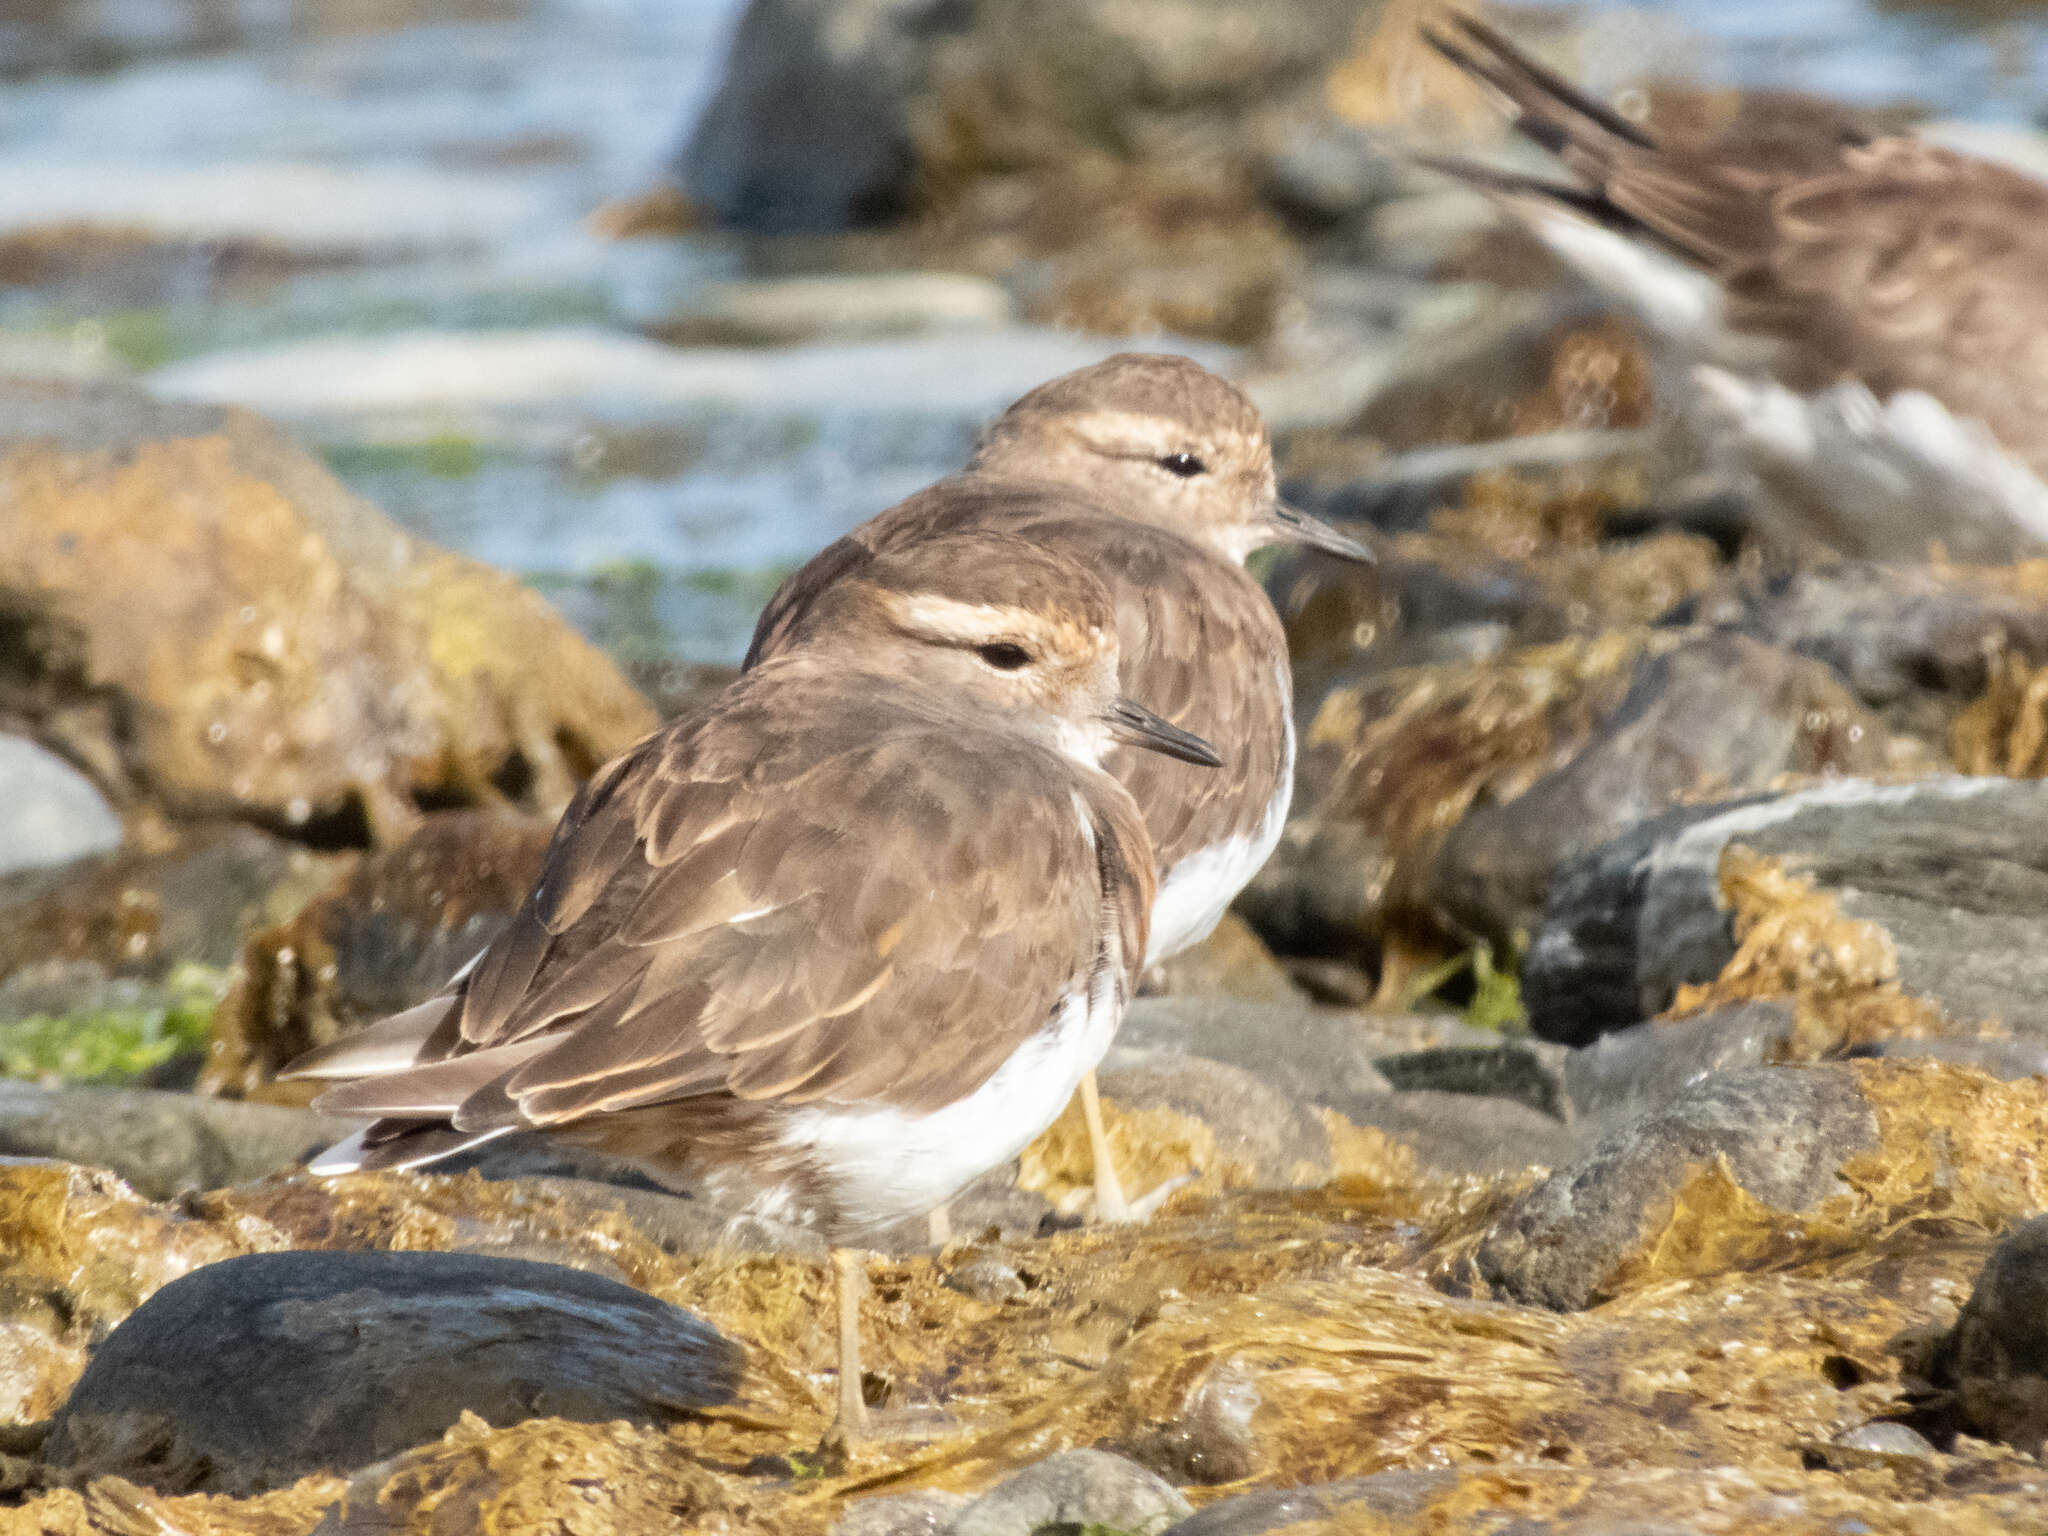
[1423,12,2048,563]
[284,530,1218,1449]
[748,352,1374,1222]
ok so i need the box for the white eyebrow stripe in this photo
[880,592,1043,642]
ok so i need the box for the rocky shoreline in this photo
[4,0,2048,1532]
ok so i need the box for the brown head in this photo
[968,352,1372,566]
[778,529,1220,771]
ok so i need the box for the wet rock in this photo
[1562,1002,1797,1125]
[1929,1216,2048,1454]
[948,1449,1192,1536]
[0,1082,353,1199]
[205,811,555,1098]
[652,272,1014,346]
[0,377,655,846]
[1248,630,1890,962]
[1477,1059,2048,1310]
[1145,911,1303,1003]
[0,822,328,1024]
[41,1249,743,1496]
[0,736,120,877]
[1525,776,2048,1048]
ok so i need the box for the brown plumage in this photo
[749,353,1374,967]
[288,529,1221,1444]
[1424,12,2048,484]
[290,529,1217,1226]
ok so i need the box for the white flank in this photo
[777,986,1116,1236]
[1145,661,1295,964]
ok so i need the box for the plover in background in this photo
[1423,12,2048,564]
[749,352,1373,1220]
[284,530,1219,1448]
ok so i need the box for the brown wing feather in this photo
[323,667,1141,1139]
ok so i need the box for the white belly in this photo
[1145,706,1295,965]
[773,977,1120,1239]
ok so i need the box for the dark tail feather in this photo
[1414,152,1633,226]
[1421,12,1656,167]
[307,1119,514,1176]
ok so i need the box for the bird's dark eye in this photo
[975,642,1032,671]
[1158,452,1206,478]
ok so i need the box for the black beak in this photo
[1273,501,1375,563]
[1105,697,1222,767]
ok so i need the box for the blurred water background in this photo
[5,0,2048,670]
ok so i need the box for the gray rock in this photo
[0,1082,356,1198]
[1563,1003,1797,1126]
[1476,1065,1879,1309]
[1373,1040,1571,1121]
[1095,1056,1336,1190]
[1341,1089,1581,1176]
[0,735,121,876]
[1677,560,2048,743]
[948,1449,1192,1536]
[1852,1035,2048,1080]
[1163,1470,1458,1535]
[1110,997,1396,1122]
[1521,799,1763,1045]
[682,0,1371,236]
[1527,776,2048,1046]
[1434,632,1892,949]
[834,1491,972,1536]
[41,1249,742,1495]
[1929,1215,2048,1453]
[681,0,949,233]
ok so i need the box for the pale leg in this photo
[827,1247,870,1448]
[1079,1070,1133,1223]
[927,1204,953,1247]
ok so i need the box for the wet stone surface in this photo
[40,1249,743,1496]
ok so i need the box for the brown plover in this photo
[284,529,1218,1448]
[1424,13,2048,562]
[749,354,1373,1219]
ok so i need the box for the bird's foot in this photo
[1090,1167,1197,1225]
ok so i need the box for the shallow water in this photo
[3,0,2046,665]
